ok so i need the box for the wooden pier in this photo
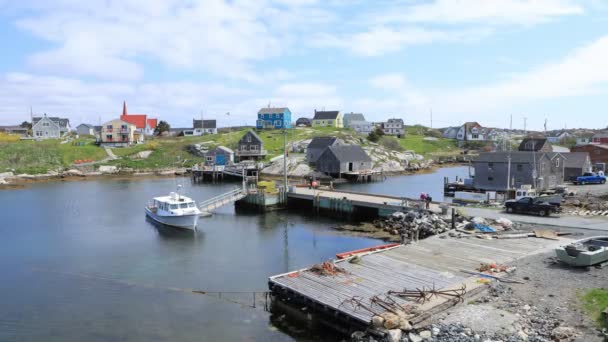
[269,234,568,335]
[287,187,443,218]
[192,164,259,183]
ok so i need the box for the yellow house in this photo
[99,119,138,147]
[312,110,343,128]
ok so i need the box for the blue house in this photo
[256,107,292,129]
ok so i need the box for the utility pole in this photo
[430,108,433,129]
[283,128,288,197]
[506,114,512,191]
[523,117,527,135]
[200,110,204,137]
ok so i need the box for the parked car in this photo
[504,197,557,217]
[571,172,606,185]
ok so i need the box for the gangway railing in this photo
[198,187,247,214]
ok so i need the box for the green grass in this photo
[398,135,459,155]
[0,126,462,174]
[579,288,608,327]
[0,138,107,174]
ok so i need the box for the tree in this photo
[154,120,170,136]
[367,127,385,143]
[20,121,32,129]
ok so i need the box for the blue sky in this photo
[0,0,607,130]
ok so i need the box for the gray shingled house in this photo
[518,137,553,152]
[563,152,592,181]
[342,113,366,128]
[306,137,342,164]
[473,151,566,191]
[235,130,266,161]
[316,145,372,176]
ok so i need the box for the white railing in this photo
[198,187,247,213]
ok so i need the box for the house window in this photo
[121,125,127,129]
[488,177,494,181]
[206,156,213,162]
[555,159,560,167]
[275,120,281,126]
[488,162,494,171]
[106,134,112,140]
[257,120,263,127]
[107,125,112,129]
[251,145,258,151]
[43,122,50,127]
[241,145,248,151]
[35,131,42,136]
[517,164,523,172]
[472,134,479,139]
[247,135,251,142]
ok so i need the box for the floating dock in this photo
[269,234,568,334]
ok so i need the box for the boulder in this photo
[551,326,576,340]
[64,169,84,177]
[98,165,118,174]
[371,315,384,329]
[408,332,423,342]
[381,312,400,329]
[0,171,14,178]
[419,330,432,340]
[386,329,402,342]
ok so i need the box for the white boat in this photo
[145,188,201,230]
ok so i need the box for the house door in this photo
[216,155,226,166]
[348,162,353,171]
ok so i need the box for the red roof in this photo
[147,118,158,129]
[121,114,147,129]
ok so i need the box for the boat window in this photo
[170,204,178,210]
[180,203,188,209]
[188,202,195,208]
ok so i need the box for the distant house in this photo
[381,118,405,137]
[235,130,266,161]
[296,117,312,127]
[316,145,372,176]
[343,113,366,128]
[32,114,71,139]
[457,122,485,141]
[563,152,592,181]
[204,146,234,166]
[256,107,292,129]
[486,129,507,141]
[120,101,157,137]
[183,119,217,136]
[350,121,374,134]
[572,144,608,164]
[518,137,553,152]
[76,124,95,136]
[312,110,343,128]
[592,133,608,144]
[0,125,28,136]
[473,151,566,191]
[546,131,571,144]
[442,127,459,139]
[576,134,594,145]
[99,119,138,147]
[306,137,342,164]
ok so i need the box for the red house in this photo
[592,133,608,144]
[119,101,157,136]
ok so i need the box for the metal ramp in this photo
[198,187,247,214]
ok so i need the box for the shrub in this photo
[380,136,404,152]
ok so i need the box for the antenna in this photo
[544,117,547,134]
[201,110,204,137]
[430,108,433,128]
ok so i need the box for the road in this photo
[461,207,608,231]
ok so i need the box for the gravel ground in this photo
[568,182,608,197]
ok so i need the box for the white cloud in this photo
[12,0,330,81]
[378,0,584,26]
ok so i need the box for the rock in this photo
[133,150,153,159]
[523,304,531,311]
[350,331,366,341]
[386,329,402,342]
[494,217,513,229]
[382,312,400,329]
[98,165,118,174]
[472,217,487,224]
[408,332,423,342]
[517,330,528,340]
[64,169,84,177]
[0,171,14,178]
[419,330,432,340]
[371,315,384,328]
[398,317,412,331]
[0,178,6,185]
[432,327,440,336]
[551,326,576,340]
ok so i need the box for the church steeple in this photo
[122,101,128,116]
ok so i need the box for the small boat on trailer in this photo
[555,236,608,267]
[145,186,202,231]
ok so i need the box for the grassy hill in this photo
[0,127,460,174]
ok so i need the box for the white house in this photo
[546,131,571,144]
[76,124,95,136]
[183,119,217,136]
[381,118,405,137]
[31,114,71,139]
[350,120,374,134]
[456,122,485,141]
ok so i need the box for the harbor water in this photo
[0,166,468,341]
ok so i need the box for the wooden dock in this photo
[269,234,568,333]
[287,187,444,217]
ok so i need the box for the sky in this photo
[0,0,607,130]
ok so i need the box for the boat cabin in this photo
[150,192,197,215]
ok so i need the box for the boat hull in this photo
[555,248,608,267]
[145,208,199,230]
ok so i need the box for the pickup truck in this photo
[504,197,557,217]
[571,172,607,185]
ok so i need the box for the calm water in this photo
[0,166,468,341]
[337,166,470,201]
